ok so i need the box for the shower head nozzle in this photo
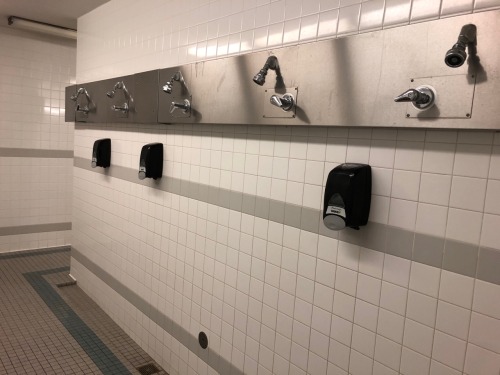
[445,24,477,68]
[445,46,467,68]
[252,55,280,86]
[162,82,173,94]
[106,90,115,98]
[253,70,267,86]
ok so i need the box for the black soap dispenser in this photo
[91,138,111,168]
[139,143,163,180]
[323,163,371,230]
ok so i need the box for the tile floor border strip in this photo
[0,148,74,158]
[74,157,500,285]
[0,245,70,259]
[23,266,132,375]
[71,246,245,375]
[0,222,72,236]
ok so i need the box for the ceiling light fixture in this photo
[7,16,77,40]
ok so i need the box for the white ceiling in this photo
[0,0,109,29]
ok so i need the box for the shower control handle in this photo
[394,85,436,110]
[270,93,295,112]
[112,103,129,113]
[170,99,191,114]
[76,104,90,114]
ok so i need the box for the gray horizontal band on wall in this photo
[74,157,500,286]
[0,148,74,158]
[0,246,70,260]
[0,222,72,236]
[71,246,243,375]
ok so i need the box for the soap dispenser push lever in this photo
[394,85,436,110]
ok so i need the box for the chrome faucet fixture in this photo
[106,81,131,100]
[270,93,295,111]
[106,81,133,114]
[445,24,477,68]
[394,85,436,110]
[170,99,191,114]
[162,71,188,94]
[253,55,281,86]
[70,88,92,114]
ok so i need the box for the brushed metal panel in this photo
[296,35,385,126]
[74,80,108,123]
[104,75,134,122]
[262,87,298,118]
[64,85,76,122]
[158,66,193,123]
[192,47,300,125]
[69,10,500,129]
[405,75,474,118]
[134,70,159,124]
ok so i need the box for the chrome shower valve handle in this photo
[394,85,436,110]
[76,104,90,114]
[112,103,129,113]
[170,99,191,114]
[270,93,295,111]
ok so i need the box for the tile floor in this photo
[0,247,167,375]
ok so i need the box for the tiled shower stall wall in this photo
[0,26,74,252]
[72,1,500,375]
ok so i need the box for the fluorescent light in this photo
[8,16,77,40]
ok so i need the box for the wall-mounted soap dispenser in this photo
[323,163,371,230]
[92,138,111,168]
[138,143,163,180]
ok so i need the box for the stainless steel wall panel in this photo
[134,70,159,124]
[64,85,76,122]
[158,66,193,123]
[69,10,500,129]
[75,80,108,123]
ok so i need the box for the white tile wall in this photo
[0,26,75,252]
[72,2,500,375]
[76,0,500,83]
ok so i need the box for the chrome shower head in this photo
[253,55,280,86]
[106,90,115,98]
[445,24,476,68]
[162,72,187,95]
[162,81,173,94]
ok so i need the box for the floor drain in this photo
[56,281,77,288]
[137,363,160,375]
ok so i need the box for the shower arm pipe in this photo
[456,24,477,48]
[112,81,132,101]
[70,87,91,102]
[264,55,280,75]
[169,71,190,94]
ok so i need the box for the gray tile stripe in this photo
[74,157,500,286]
[24,266,132,375]
[71,246,244,375]
[0,148,74,158]
[0,245,70,259]
[0,222,72,236]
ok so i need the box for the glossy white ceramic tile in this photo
[441,0,474,17]
[419,173,452,206]
[73,3,500,375]
[337,3,361,35]
[383,0,412,28]
[0,26,74,252]
[359,0,385,31]
[410,0,442,22]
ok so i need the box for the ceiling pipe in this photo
[7,16,77,40]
